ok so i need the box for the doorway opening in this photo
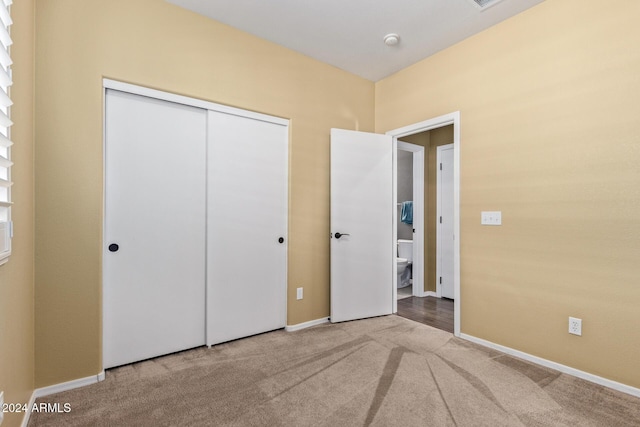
[395,141,424,302]
[388,112,461,336]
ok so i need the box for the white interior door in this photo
[207,111,288,346]
[104,90,206,369]
[437,144,455,299]
[330,128,393,323]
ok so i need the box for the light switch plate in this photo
[296,287,303,300]
[481,211,502,225]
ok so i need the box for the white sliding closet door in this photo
[104,90,207,369]
[207,111,288,346]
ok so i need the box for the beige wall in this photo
[376,0,640,388]
[33,0,640,393]
[0,1,35,426]
[34,0,374,386]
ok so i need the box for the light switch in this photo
[481,211,502,226]
[296,287,303,300]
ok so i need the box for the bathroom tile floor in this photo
[397,285,413,300]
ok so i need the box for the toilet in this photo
[397,239,413,288]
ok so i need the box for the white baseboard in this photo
[19,390,37,427]
[20,371,105,427]
[285,317,329,332]
[414,290,437,297]
[33,371,106,399]
[460,333,640,398]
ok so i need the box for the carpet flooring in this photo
[29,315,640,426]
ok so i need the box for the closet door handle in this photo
[334,232,350,239]
[108,243,119,252]
[278,237,285,244]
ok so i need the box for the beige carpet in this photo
[30,316,640,426]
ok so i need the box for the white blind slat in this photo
[0,46,11,69]
[0,0,12,262]
[0,23,10,49]
[0,65,11,88]
[0,86,11,107]
[0,132,10,148]
[0,109,12,128]
[0,3,12,29]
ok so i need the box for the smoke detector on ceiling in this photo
[383,33,400,46]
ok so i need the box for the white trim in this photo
[392,139,398,312]
[460,333,640,398]
[413,288,429,298]
[436,143,454,299]
[33,371,106,399]
[423,291,437,297]
[285,317,330,332]
[102,85,107,366]
[387,112,461,337]
[21,372,105,427]
[19,391,36,427]
[103,79,288,127]
[396,141,425,302]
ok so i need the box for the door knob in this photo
[278,237,284,244]
[334,232,350,239]
[108,243,119,252]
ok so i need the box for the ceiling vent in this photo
[469,0,504,10]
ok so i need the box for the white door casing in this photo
[387,112,460,336]
[206,111,288,346]
[103,89,207,369]
[437,144,454,299]
[330,128,394,323]
[395,141,425,302]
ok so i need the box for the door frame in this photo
[387,112,461,336]
[395,141,425,309]
[436,143,454,299]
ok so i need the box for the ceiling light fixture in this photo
[383,33,400,46]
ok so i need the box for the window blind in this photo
[0,0,12,265]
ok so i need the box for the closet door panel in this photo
[207,111,288,346]
[104,89,206,368]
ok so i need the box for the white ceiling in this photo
[167,0,544,82]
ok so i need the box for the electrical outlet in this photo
[569,317,582,336]
[296,287,303,300]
